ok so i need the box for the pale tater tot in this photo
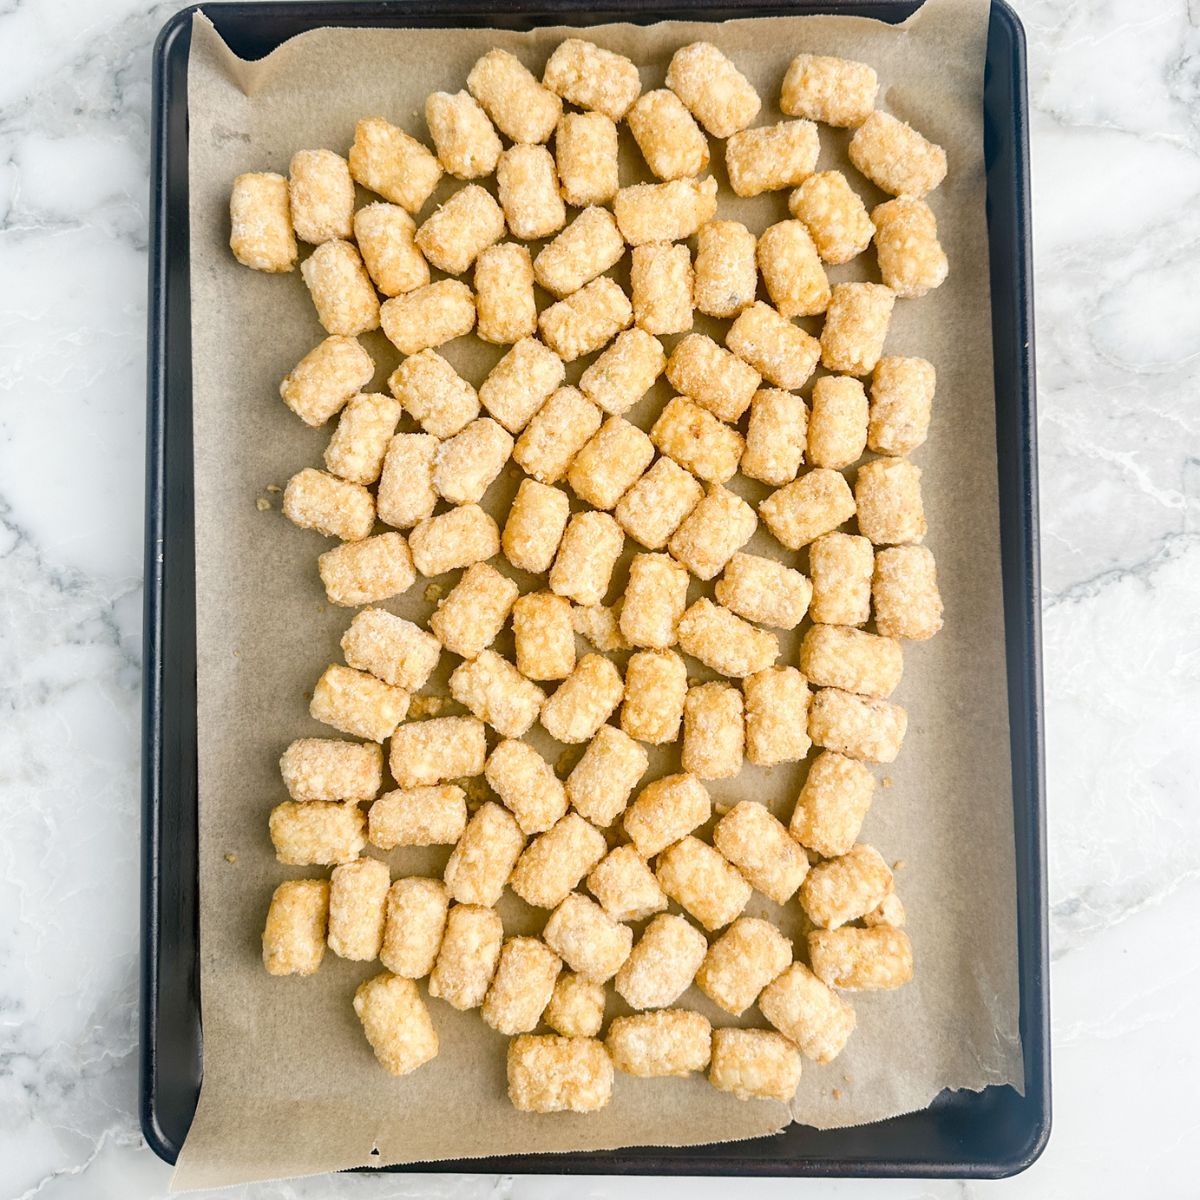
[614,913,708,1010]
[341,608,440,691]
[543,38,641,120]
[620,552,689,649]
[430,562,517,658]
[281,738,382,803]
[318,531,415,607]
[482,938,563,1035]
[800,625,903,699]
[621,649,688,745]
[788,170,875,264]
[740,389,808,487]
[328,857,391,961]
[713,801,808,904]
[389,715,487,788]
[443,801,526,907]
[485,737,568,834]
[324,392,402,485]
[808,925,913,991]
[872,197,949,298]
[808,375,868,470]
[301,239,380,336]
[288,149,353,243]
[758,962,856,1063]
[377,433,438,530]
[789,750,876,858]
[280,335,373,428]
[759,468,855,550]
[428,903,504,1010]
[743,665,812,766]
[615,457,704,550]
[513,387,602,485]
[820,282,895,375]
[263,879,329,976]
[467,49,562,145]
[614,177,718,246]
[651,396,745,485]
[864,892,907,929]
[424,90,502,179]
[269,800,366,866]
[230,172,296,272]
[656,836,751,932]
[800,843,894,930]
[580,328,667,417]
[432,417,513,506]
[507,1035,613,1113]
[566,725,649,827]
[849,110,947,197]
[808,687,907,764]
[677,598,779,679]
[549,512,624,606]
[408,504,500,576]
[809,532,873,626]
[349,118,443,213]
[780,54,879,127]
[868,356,935,457]
[539,653,624,744]
[283,467,375,540]
[354,203,430,296]
[353,972,439,1077]
[380,279,475,355]
[555,113,620,208]
[872,544,944,640]
[510,813,608,909]
[497,145,566,241]
[587,845,669,922]
[855,457,927,545]
[726,302,821,390]
[607,1010,711,1078]
[726,120,819,197]
[666,42,760,138]
[311,664,409,742]
[474,243,538,344]
[630,242,694,335]
[693,220,756,319]
[380,877,449,978]
[545,972,606,1038]
[666,333,760,423]
[669,484,758,581]
[568,416,655,510]
[709,1028,803,1102]
[480,336,565,434]
[539,277,633,362]
[696,917,791,1015]
[449,650,545,739]
[623,772,710,858]
[544,893,633,983]
[715,552,811,629]
[415,184,506,275]
[503,483,571,578]
[368,785,467,850]
[682,682,744,780]
[627,89,710,181]
[389,351,479,439]
[757,220,830,319]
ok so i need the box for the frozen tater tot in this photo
[696,917,792,1015]
[759,468,855,551]
[726,120,819,197]
[669,484,757,581]
[480,336,565,434]
[389,715,487,788]
[301,239,380,336]
[328,857,390,960]
[544,892,633,983]
[549,512,624,606]
[809,687,907,763]
[788,170,874,265]
[485,737,568,834]
[482,937,563,1035]
[621,649,688,745]
[656,836,751,932]
[510,813,607,909]
[408,504,500,576]
[872,197,948,298]
[449,649,546,739]
[269,800,366,866]
[727,302,821,391]
[809,532,873,626]
[615,457,703,551]
[230,172,296,272]
[443,800,525,906]
[744,665,812,766]
[311,664,409,742]
[677,598,779,678]
[651,396,745,485]
[281,737,382,803]
[580,328,666,417]
[756,220,829,319]
[539,652,624,743]
[567,416,655,510]
[341,604,438,688]
[545,972,606,1038]
[627,89,710,181]
[614,177,718,247]
[354,202,430,296]
[709,1028,803,1102]
[587,845,669,921]
[513,387,602,485]
[497,145,566,241]
[380,877,449,978]
[349,118,443,213]
[571,606,626,655]
[428,903,504,1009]
[415,184,505,276]
[432,417,513,506]
[566,725,649,827]
[849,110,947,198]
[614,913,708,1010]
[318,531,415,607]
[288,148,353,243]
[789,750,875,858]
[623,772,710,857]
[682,682,744,780]
[543,38,641,120]
[693,220,755,319]
[666,333,759,423]
[868,356,935,457]
[380,279,475,356]
[607,1010,712,1077]
[353,972,439,1077]
[872,544,944,640]
[808,375,868,470]
[503,484,571,578]
[666,42,760,138]
[800,625,903,699]
[430,562,517,658]
[539,276,633,362]
[864,892,907,929]
[263,879,329,976]
[555,113,620,208]
[808,925,914,991]
[715,552,811,630]
[468,48,563,145]
[324,392,402,485]
[283,467,374,541]
[369,785,467,850]
[758,962,856,1063]
[389,351,478,440]
[740,389,808,487]
[781,53,878,127]
[424,89,502,179]
[620,553,688,650]
[714,801,808,904]
[820,282,895,376]
[630,242,694,335]
[800,843,893,930]
[474,242,538,344]
[507,1035,613,1113]
[376,433,437,530]
[855,457,927,545]
[280,335,374,428]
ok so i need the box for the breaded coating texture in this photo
[443,800,526,907]
[868,356,935,457]
[449,649,546,739]
[497,144,567,241]
[513,387,602,485]
[353,972,439,1077]
[269,801,366,866]
[614,913,708,1010]
[809,532,874,626]
[715,552,812,630]
[549,513,624,607]
[381,280,476,355]
[543,892,634,983]
[693,220,757,319]
[651,396,745,485]
[545,972,606,1037]
[872,197,948,298]
[539,277,633,362]
[669,484,757,581]
[800,624,903,699]
[369,785,467,850]
[808,925,914,990]
[725,120,819,197]
[623,772,711,859]
[262,879,329,976]
[631,242,695,335]
[628,89,710,181]
[280,335,373,428]
[425,90,502,179]
[587,845,669,922]
[800,843,894,929]
[757,220,830,319]
[566,725,649,827]
[480,336,565,434]
[543,39,641,120]
[568,416,656,510]
[328,857,391,960]
[789,750,876,858]
[341,608,440,691]
[467,49,562,145]
[726,302,821,391]
[807,375,868,470]
[713,801,809,904]
[280,738,382,803]
[655,835,752,931]
[849,111,947,198]
[580,328,667,417]
[620,553,689,649]
[430,562,517,658]
[759,468,855,551]
[780,54,878,127]
[415,184,506,275]
[819,282,894,376]
[380,877,449,978]
[389,350,478,439]
[377,433,438,530]
[507,1035,613,1113]
[230,172,296,272]
[485,738,568,835]
[509,813,608,908]
[474,242,538,344]
[607,1010,712,1077]
[854,457,927,545]
[696,917,792,1015]
[556,113,621,207]
[310,664,409,742]
[676,597,779,679]
[740,389,808,487]
[408,504,500,576]
[324,392,402,485]
[621,649,688,744]
[666,333,760,423]
[709,1028,803,1102]
[482,937,562,1034]
[288,148,354,243]
[614,177,718,246]
[615,457,704,551]
[682,682,744,780]
[348,118,442,212]
[808,687,907,763]
[872,544,944,640]
[318,532,415,607]
[758,961,856,1063]
[744,666,812,766]
[429,903,504,1009]
[354,202,430,296]
[389,715,487,787]
[788,170,875,264]
[666,42,760,138]
[511,590,575,680]
[283,467,374,542]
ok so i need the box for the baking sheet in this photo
[174,0,1021,1187]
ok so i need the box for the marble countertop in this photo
[1,0,1196,1196]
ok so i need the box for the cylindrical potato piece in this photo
[376,433,437,531]
[614,177,718,246]
[301,239,380,336]
[555,113,620,207]
[324,392,402,485]
[758,961,856,1063]
[318,532,415,607]
[677,598,779,679]
[789,750,876,858]
[380,280,475,356]
[467,49,562,145]
[586,845,669,922]
[726,302,821,391]
[429,562,517,659]
[713,801,808,904]
[230,172,296,271]
[849,111,947,198]
[666,42,760,138]
[474,242,538,344]
[809,532,873,626]
[630,242,694,335]
[615,457,704,551]
[788,171,875,264]
[283,467,375,541]
[873,197,949,298]
[614,913,708,1010]
[808,375,868,470]
[627,89,710,180]
[511,590,575,681]
[544,892,633,983]
[368,785,467,850]
[348,118,442,213]
[352,972,439,1077]
[425,89,502,179]
[696,917,792,1015]
[567,416,656,510]
[415,184,505,276]
[607,1010,712,1077]
[539,277,633,362]
[757,221,829,319]
[740,389,808,487]
[354,203,430,296]
[709,1028,803,1102]
[268,801,366,866]
[808,925,914,991]
[726,120,819,197]
[497,144,566,241]
[310,664,409,743]
[623,772,710,858]
[651,396,745,485]
[669,484,758,581]
[288,148,353,243]
[449,650,546,740]
[328,857,391,961]
[780,54,878,126]
[509,814,608,909]
[482,937,562,1034]
[800,843,894,930]
[565,725,649,827]
[872,544,944,640]
[380,877,449,979]
[715,552,811,630]
[545,972,606,1038]
[408,504,500,576]
[693,220,756,319]
[869,356,935,457]
[620,553,689,650]
[855,457,927,545]
[279,335,374,428]
[621,649,688,745]
[759,468,855,551]
[580,328,667,417]
[540,653,625,746]
[389,715,487,788]
[513,387,602,485]
[428,903,503,1010]
[656,835,752,932]
[480,336,565,434]
[507,1035,613,1113]
[820,282,895,376]
[431,417,513,506]
[666,333,760,423]
[744,665,812,767]
[485,737,568,835]
[800,625,903,699]
[808,688,907,763]
[280,738,382,803]
[543,38,641,120]
[262,879,329,976]
[389,351,478,439]
[443,800,525,907]
[549,512,624,606]
[682,682,744,780]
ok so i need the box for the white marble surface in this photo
[0,0,1196,1195]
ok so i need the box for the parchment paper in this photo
[174,0,1022,1187]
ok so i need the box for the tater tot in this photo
[868,356,935,457]
[328,857,390,960]
[726,302,821,391]
[759,468,855,550]
[568,417,656,510]
[677,598,779,679]
[311,663,409,742]
[324,392,402,485]
[544,892,633,983]
[538,276,633,362]
[666,333,759,423]
[449,649,545,739]
[682,682,744,780]
[656,836,751,932]
[740,389,808,487]
[424,89,502,179]
[669,484,757,581]
[789,750,875,858]
[714,800,808,904]
[627,89,710,181]
[269,800,366,866]
[349,118,443,213]
[863,892,907,929]
[262,879,329,976]
[788,170,875,264]
[301,239,380,336]
[756,220,829,319]
[872,197,949,298]
[503,483,571,578]
[429,903,504,1009]
[479,336,565,434]
[587,845,669,921]
[666,42,760,138]
[288,148,354,243]
[630,242,694,335]
[808,925,914,991]
[415,184,505,276]
[507,1034,613,1113]
[808,375,868,470]
[388,351,478,440]
[696,917,792,1015]
[497,145,566,241]
[380,279,475,355]
[614,177,718,246]
[693,220,756,319]
[549,512,624,606]
[709,1028,803,1102]
[429,562,517,658]
[353,972,439,1077]
[354,202,430,296]
[230,172,296,272]
[545,972,606,1038]
[482,937,563,1034]
[715,552,810,630]
[513,386,602,485]
[872,544,944,640]
[800,624,903,699]
[555,113,621,208]
[379,877,449,978]
[758,961,856,1063]
[744,665,812,766]
[855,457,926,545]
[318,531,415,607]
[651,396,745,484]
[781,54,878,127]
[543,38,641,120]
[849,110,947,197]
[510,813,608,909]
[408,504,500,576]
[580,328,666,417]
[369,785,467,850]
[623,772,710,858]
[614,913,708,1010]
[443,800,526,907]
[809,532,873,626]
[539,653,624,744]
[279,335,374,428]
[431,417,513,506]
[283,467,374,541]
[342,608,440,690]
[808,688,907,763]
[485,737,568,834]
[467,48,562,145]
[620,552,688,649]
[566,725,649,827]
[621,649,688,744]
[376,433,437,530]
[474,242,538,344]
[607,1010,712,1077]
[800,843,893,929]
[820,282,894,375]
[281,737,382,803]
[726,120,819,197]
[389,715,487,788]
[615,457,704,550]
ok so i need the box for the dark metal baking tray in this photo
[142,0,1048,1176]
